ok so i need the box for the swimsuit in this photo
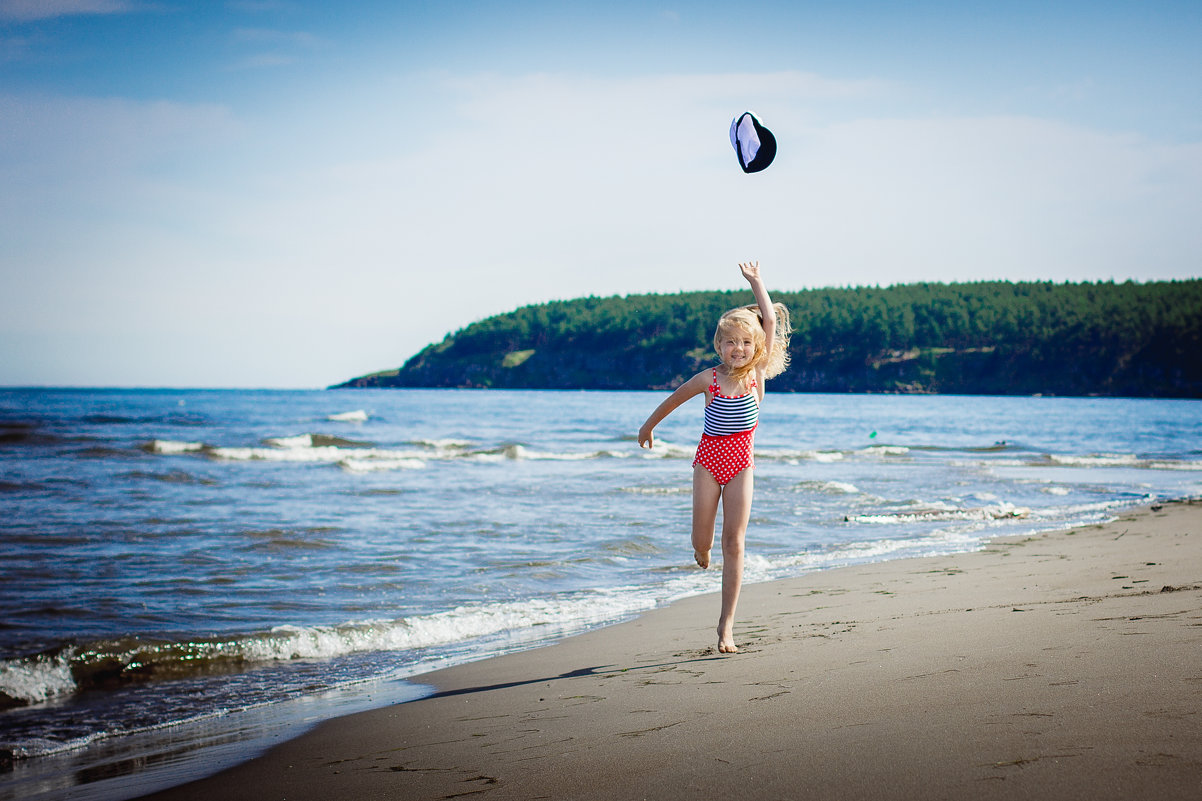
[693,369,758,485]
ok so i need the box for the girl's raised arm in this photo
[739,261,777,361]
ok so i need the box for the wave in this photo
[1040,453,1202,471]
[1146,460,1202,471]
[0,655,76,707]
[494,444,628,461]
[752,529,984,576]
[0,423,62,447]
[340,457,425,473]
[847,502,1030,525]
[146,440,204,454]
[795,479,861,495]
[117,470,215,485]
[144,434,632,472]
[140,436,1202,476]
[636,440,695,459]
[327,410,368,422]
[619,485,690,495]
[0,480,43,493]
[1048,452,1140,467]
[412,437,473,449]
[264,433,371,449]
[0,594,651,712]
[861,445,911,457]
[756,448,845,463]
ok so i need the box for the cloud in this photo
[0,0,136,21]
[226,0,292,12]
[227,26,324,70]
[0,93,238,179]
[3,69,1199,386]
[231,27,322,48]
[784,115,1202,284]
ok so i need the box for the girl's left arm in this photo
[638,369,709,449]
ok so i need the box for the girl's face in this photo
[719,328,756,368]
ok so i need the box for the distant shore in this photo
[333,280,1202,398]
[140,500,1202,801]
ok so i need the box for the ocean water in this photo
[2,388,1200,799]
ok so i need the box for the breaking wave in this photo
[0,593,651,715]
[143,434,632,473]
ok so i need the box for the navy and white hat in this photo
[729,111,777,173]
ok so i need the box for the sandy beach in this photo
[140,500,1201,801]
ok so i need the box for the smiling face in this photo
[712,310,765,377]
[719,330,756,368]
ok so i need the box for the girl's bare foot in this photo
[717,622,737,653]
[694,549,710,569]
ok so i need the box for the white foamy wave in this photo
[149,440,204,454]
[1042,486,1072,495]
[209,442,433,473]
[1048,453,1139,467]
[796,480,861,495]
[758,448,845,463]
[1025,497,1141,519]
[0,654,77,705]
[339,457,425,473]
[413,438,473,450]
[506,445,616,461]
[848,502,1029,525]
[0,594,652,712]
[638,440,695,459]
[328,410,368,422]
[619,485,690,495]
[256,597,646,666]
[758,530,983,577]
[209,445,350,463]
[1146,460,1202,471]
[265,433,315,449]
[976,457,1032,467]
[862,445,911,457]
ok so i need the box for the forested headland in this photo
[333,280,1202,397]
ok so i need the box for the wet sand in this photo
[141,501,1202,800]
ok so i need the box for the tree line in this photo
[334,280,1202,397]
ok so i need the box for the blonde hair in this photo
[713,302,792,383]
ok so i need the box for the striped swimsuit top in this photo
[703,369,759,437]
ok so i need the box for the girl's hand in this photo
[638,423,654,449]
[739,261,762,283]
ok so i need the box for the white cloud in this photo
[2,70,1199,386]
[231,27,322,47]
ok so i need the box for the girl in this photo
[638,262,791,654]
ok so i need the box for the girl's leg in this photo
[717,468,754,653]
[691,465,721,568]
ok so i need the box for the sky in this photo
[1,1,1200,388]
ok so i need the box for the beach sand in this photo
[141,501,1201,800]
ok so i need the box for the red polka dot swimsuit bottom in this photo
[693,426,757,485]
[692,369,759,485]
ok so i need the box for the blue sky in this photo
[2,1,1199,388]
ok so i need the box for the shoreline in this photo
[131,499,1201,801]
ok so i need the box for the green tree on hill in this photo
[334,280,1202,398]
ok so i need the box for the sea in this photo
[2,388,1200,800]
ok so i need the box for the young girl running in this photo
[638,262,791,654]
